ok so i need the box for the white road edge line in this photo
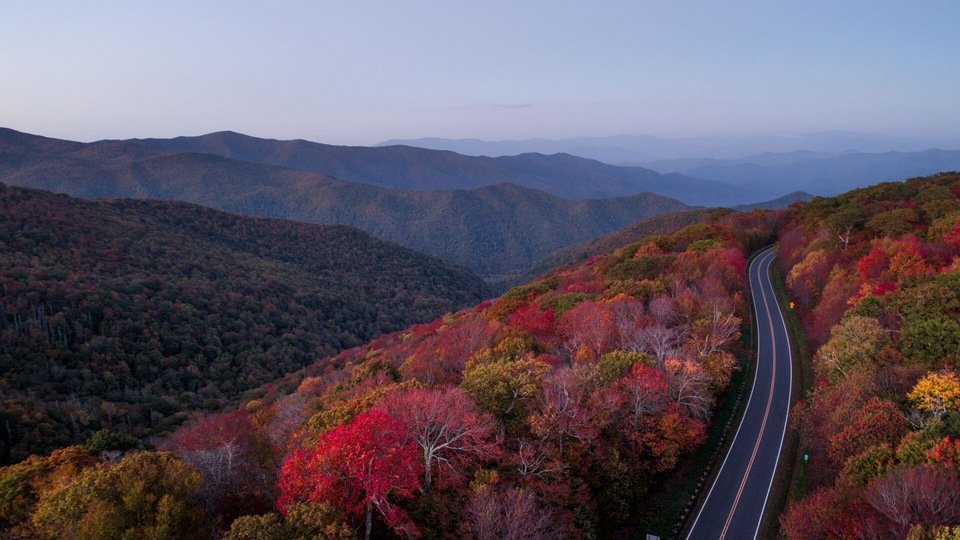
[685,248,774,539]
[751,253,793,540]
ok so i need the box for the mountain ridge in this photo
[378,131,960,162]
[0,129,692,280]
[113,130,748,204]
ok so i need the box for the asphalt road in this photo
[685,247,793,540]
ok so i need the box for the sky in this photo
[2,1,959,145]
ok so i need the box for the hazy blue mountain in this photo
[642,150,843,174]
[114,130,743,204]
[684,149,960,195]
[377,136,658,164]
[380,131,960,162]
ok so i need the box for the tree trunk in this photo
[365,500,373,540]
[424,448,433,493]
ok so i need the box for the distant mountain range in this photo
[0,128,692,280]
[6,127,947,279]
[114,130,749,204]
[378,132,960,198]
[654,149,960,196]
[379,131,960,162]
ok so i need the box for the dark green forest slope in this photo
[0,183,489,463]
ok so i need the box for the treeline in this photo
[777,173,960,537]
[0,183,489,463]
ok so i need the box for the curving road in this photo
[686,247,793,540]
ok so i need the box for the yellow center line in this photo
[718,251,778,539]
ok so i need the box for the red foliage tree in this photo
[277,410,421,540]
[858,237,934,286]
[400,315,500,386]
[664,358,714,420]
[827,397,908,467]
[508,304,556,339]
[432,314,500,379]
[780,486,847,540]
[928,437,960,469]
[557,301,615,363]
[163,409,271,519]
[807,268,860,348]
[780,484,883,540]
[787,249,834,309]
[866,465,960,536]
[529,368,600,453]
[609,363,669,428]
[794,377,871,486]
[630,405,705,473]
[377,387,497,493]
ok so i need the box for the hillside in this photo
[775,173,960,537]
[0,130,693,280]
[0,183,489,463]
[119,130,751,205]
[523,203,796,285]
[521,208,718,282]
[731,190,815,211]
[0,208,778,539]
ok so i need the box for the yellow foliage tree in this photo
[909,371,960,420]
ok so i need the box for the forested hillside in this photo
[0,208,778,538]
[0,183,489,464]
[522,208,717,282]
[776,173,960,537]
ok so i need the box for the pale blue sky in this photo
[2,1,958,145]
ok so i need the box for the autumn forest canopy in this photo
[3,171,960,538]
[0,183,489,463]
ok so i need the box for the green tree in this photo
[0,445,97,531]
[816,316,889,379]
[838,445,894,487]
[460,340,550,433]
[225,504,354,540]
[900,317,960,365]
[866,207,920,237]
[29,451,208,540]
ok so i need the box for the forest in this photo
[0,204,778,538]
[0,183,488,464]
[777,173,960,538]
[6,172,960,538]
